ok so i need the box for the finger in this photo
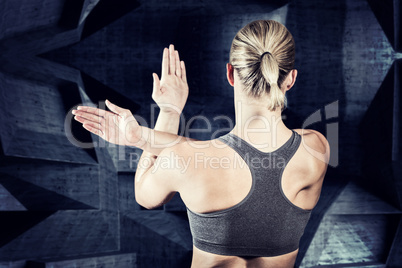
[73,110,105,125]
[169,44,175,75]
[74,115,102,127]
[105,99,127,115]
[76,106,109,117]
[152,73,161,99]
[82,123,103,137]
[162,47,168,78]
[175,50,181,77]
[181,61,187,83]
[74,115,86,124]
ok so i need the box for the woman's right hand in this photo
[152,44,189,114]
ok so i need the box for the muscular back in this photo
[178,129,328,214]
[157,128,329,268]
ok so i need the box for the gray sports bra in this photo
[186,130,312,257]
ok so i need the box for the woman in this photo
[72,20,329,268]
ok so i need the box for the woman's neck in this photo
[231,86,291,150]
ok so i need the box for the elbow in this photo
[136,200,160,210]
[135,196,149,209]
[135,192,159,210]
[134,176,148,208]
[134,188,147,208]
[141,204,158,210]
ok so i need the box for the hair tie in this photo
[260,51,272,60]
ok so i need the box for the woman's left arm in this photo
[73,103,189,208]
[72,100,190,154]
[73,44,194,208]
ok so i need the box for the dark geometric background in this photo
[0,0,401,267]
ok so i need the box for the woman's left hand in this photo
[72,99,142,147]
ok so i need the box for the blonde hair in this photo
[229,20,295,111]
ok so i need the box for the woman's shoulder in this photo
[167,138,224,154]
[293,129,329,156]
[158,138,227,171]
[292,128,330,176]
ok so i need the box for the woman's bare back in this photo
[176,128,329,267]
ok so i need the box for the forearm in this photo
[134,44,190,189]
[154,110,181,134]
[132,111,189,152]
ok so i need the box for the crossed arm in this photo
[72,45,193,208]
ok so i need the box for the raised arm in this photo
[135,44,188,183]
[151,44,188,133]
[71,45,191,154]
[134,44,195,208]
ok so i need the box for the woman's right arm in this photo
[134,44,191,208]
[134,44,189,181]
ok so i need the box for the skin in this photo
[72,44,330,268]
